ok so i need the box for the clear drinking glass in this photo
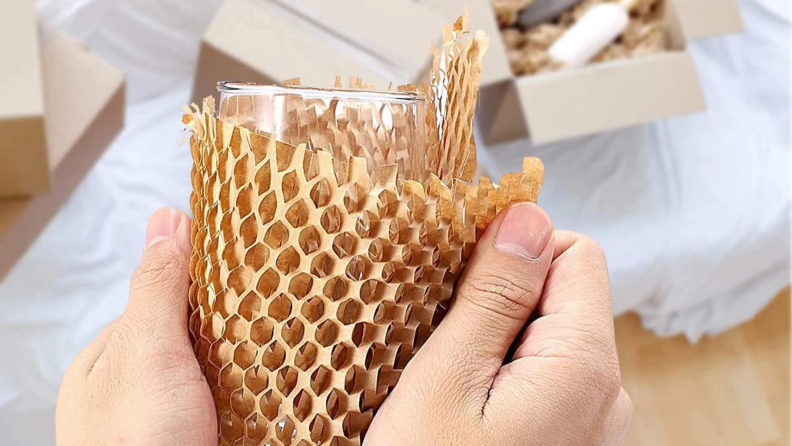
[216,82,428,182]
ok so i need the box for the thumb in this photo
[125,207,192,335]
[424,203,554,376]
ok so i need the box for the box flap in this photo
[420,0,513,86]
[0,0,49,198]
[0,30,125,280]
[205,0,385,88]
[204,0,441,89]
[671,0,744,40]
[270,0,445,84]
[518,52,706,144]
[42,34,125,168]
[0,0,44,120]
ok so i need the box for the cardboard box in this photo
[192,0,447,104]
[0,1,49,197]
[0,31,126,281]
[424,0,744,145]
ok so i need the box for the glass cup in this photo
[216,82,428,182]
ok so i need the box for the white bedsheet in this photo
[0,0,788,443]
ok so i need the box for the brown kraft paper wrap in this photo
[184,14,544,446]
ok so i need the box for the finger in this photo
[512,230,616,361]
[424,203,554,375]
[145,206,181,249]
[125,207,192,336]
[485,231,625,436]
[538,230,612,318]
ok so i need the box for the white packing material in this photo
[548,2,631,69]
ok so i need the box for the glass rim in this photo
[217,81,426,104]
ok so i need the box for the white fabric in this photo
[0,0,788,443]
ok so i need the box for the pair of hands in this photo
[56,204,632,445]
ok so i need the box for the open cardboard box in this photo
[0,1,49,198]
[0,29,126,281]
[425,0,744,145]
[192,0,447,104]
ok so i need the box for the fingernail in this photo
[145,207,181,249]
[175,211,192,250]
[494,203,552,260]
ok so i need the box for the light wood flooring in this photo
[616,288,790,446]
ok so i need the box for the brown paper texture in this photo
[421,0,513,87]
[186,15,543,445]
[501,0,668,76]
[0,31,125,280]
[493,0,535,27]
[0,1,49,198]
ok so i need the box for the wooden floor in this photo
[616,288,790,446]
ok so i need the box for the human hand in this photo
[56,207,216,446]
[365,204,632,445]
[55,204,629,446]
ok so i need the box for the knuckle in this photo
[144,349,197,382]
[143,336,198,369]
[103,320,140,357]
[101,318,192,378]
[536,326,619,396]
[62,357,87,384]
[132,249,187,294]
[621,389,634,420]
[570,234,613,310]
[116,313,181,357]
[599,364,623,404]
[563,346,601,384]
[604,388,633,443]
[577,355,622,406]
[576,234,607,265]
[460,270,537,321]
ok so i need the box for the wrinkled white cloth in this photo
[0,0,788,443]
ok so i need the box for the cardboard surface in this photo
[271,0,446,81]
[478,80,531,144]
[0,1,49,197]
[192,0,444,103]
[519,52,705,144]
[672,0,744,40]
[0,32,126,281]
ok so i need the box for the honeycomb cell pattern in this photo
[187,105,542,445]
[185,15,544,446]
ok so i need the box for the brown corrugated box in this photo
[0,30,126,280]
[192,0,446,104]
[424,0,744,145]
[0,1,49,197]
